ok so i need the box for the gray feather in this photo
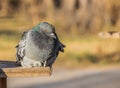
[16,31,28,63]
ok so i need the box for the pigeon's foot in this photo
[31,61,42,67]
[43,61,47,67]
[21,56,42,67]
[21,61,31,68]
[21,61,42,67]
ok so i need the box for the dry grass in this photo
[54,36,120,68]
[0,18,120,68]
[0,35,17,61]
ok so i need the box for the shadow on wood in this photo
[0,78,7,88]
[0,61,51,78]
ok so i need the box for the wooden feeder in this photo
[0,61,51,88]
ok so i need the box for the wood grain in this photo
[0,61,51,78]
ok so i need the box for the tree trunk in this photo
[0,0,8,16]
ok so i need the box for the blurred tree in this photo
[0,0,9,16]
[0,0,120,34]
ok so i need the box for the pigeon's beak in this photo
[50,33,56,39]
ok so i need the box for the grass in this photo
[0,17,120,68]
[0,34,18,60]
[54,36,120,68]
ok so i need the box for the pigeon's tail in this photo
[59,42,66,52]
[54,33,66,52]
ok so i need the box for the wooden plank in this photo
[0,61,51,78]
[0,78,7,88]
[0,67,51,78]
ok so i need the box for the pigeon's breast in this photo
[25,31,55,61]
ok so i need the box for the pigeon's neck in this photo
[33,27,46,37]
[32,23,41,31]
[33,26,39,32]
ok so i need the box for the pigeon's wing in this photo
[47,33,65,67]
[16,31,28,63]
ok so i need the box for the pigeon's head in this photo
[33,22,56,38]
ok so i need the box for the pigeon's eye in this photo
[45,30,48,32]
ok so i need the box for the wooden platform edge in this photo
[0,67,51,78]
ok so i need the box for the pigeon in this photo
[16,22,65,68]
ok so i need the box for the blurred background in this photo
[0,0,120,88]
[0,0,120,68]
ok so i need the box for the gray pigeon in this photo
[16,22,65,68]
